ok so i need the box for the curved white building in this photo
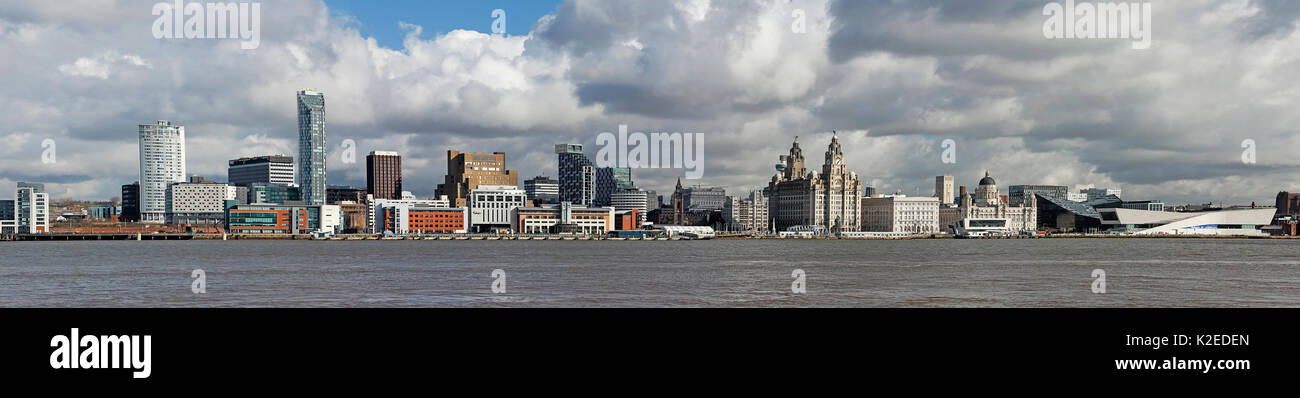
[1099,208,1277,236]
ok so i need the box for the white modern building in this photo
[861,195,941,234]
[611,188,651,226]
[4,183,49,234]
[469,185,527,232]
[369,197,451,233]
[511,202,614,234]
[1099,208,1276,236]
[139,120,187,223]
[1067,192,1089,202]
[166,182,238,224]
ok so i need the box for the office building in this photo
[554,143,634,207]
[861,195,941,234]
[468,185,527,233]
[611,188,652,226]
[595,167,634,206]
[366,151,402,201]
[524,176,559,204]
[767,136,862,232]
[722,190,768,232]
[139,120,187,223]
[247,183,302,205]
[326,186,366,205]
[375,204,468,235]
[935,176,955,205]
[1067,192,1089,202]
[228,155,294,187]
[435,150,519,207]
[1008,185,1068,206]
[120,182,140,222]
[166,182,237,224]
[297,89,327,205]
[511,202,615,234]
[1081,187,1122,201]
[369,197,452,233]
[227,204,339,235]
[684,186,726,211]
[555,144,596,206]
[0,199,14,234]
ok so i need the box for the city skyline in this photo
[2,0,1299,206]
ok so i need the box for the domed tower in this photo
[976,171,1000,206]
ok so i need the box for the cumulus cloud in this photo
[0,0,1297,207]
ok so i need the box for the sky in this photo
[1,0,1299,206]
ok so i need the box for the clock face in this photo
[835,158,842,166]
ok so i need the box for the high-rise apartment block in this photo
[297,89,326,205]
[139,120,187,223]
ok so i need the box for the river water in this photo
[1,239,1296,307]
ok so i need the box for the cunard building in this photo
[767,135,862,232]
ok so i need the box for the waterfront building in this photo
[366,151,402,200]
[610,188,651,226]
[338,202,369,233]
[1081,187,1122,201]
[614,210,641,231]
[684,185,726,211]
[935,176,955,205]
[1067,192,1089,202]
[369,197,452,233]
[376,204,467,235]
[523,176,559,204]
[767,135,862,232]
[10,182,50,234]
[120,182,140,222]
[166,182,237,225]
[941,172,1037,234]
[1099,207,1275,236]
[511,202,614,234]
[297,89,327,205]
[0,199,14,234]
[468,185,527,233]
[1008,185,1068,206]
[228,155,294,187]
[861,195,940,234]
[435,150,519,207]
[226,204,339,235]
[139,120,187,223]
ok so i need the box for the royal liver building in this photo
[768,134,862,232]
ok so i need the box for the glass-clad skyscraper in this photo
[297,90,326,205]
